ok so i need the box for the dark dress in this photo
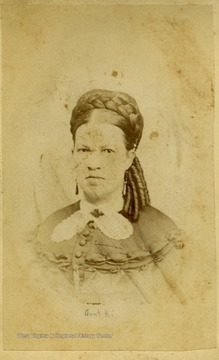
[34,201,187,305]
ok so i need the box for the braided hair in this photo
[70,89,150,222]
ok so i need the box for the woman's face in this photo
[73,110,134,203]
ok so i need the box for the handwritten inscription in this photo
[85,308,114,318]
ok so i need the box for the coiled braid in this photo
[70,89,150,222]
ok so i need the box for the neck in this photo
[80,188,124,213]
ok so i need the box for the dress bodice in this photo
[34,202,187,305]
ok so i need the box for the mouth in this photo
[86,176,105,180]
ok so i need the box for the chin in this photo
[83,187,110,202]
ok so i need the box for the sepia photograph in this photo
[1,1,217,354]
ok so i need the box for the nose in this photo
[86,151,102,170]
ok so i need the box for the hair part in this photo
[71,108,138,151]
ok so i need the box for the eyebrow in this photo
[76,144,90,148]
[100,145,115,149]
[76,143,116,149]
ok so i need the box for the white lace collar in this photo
[51,199,133,242]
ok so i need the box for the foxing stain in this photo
[149,131,159,140]
[112,70,118,77]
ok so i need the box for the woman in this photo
[35,89,187,305]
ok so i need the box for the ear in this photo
[126,149,135,169]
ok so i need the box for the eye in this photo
[77,148,90,153]
[103,149,115,154]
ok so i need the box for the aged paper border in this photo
[0,0,218,359]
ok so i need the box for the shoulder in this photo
[138,205,177,230]
[136,205,182,252]
[36,201,80,240]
